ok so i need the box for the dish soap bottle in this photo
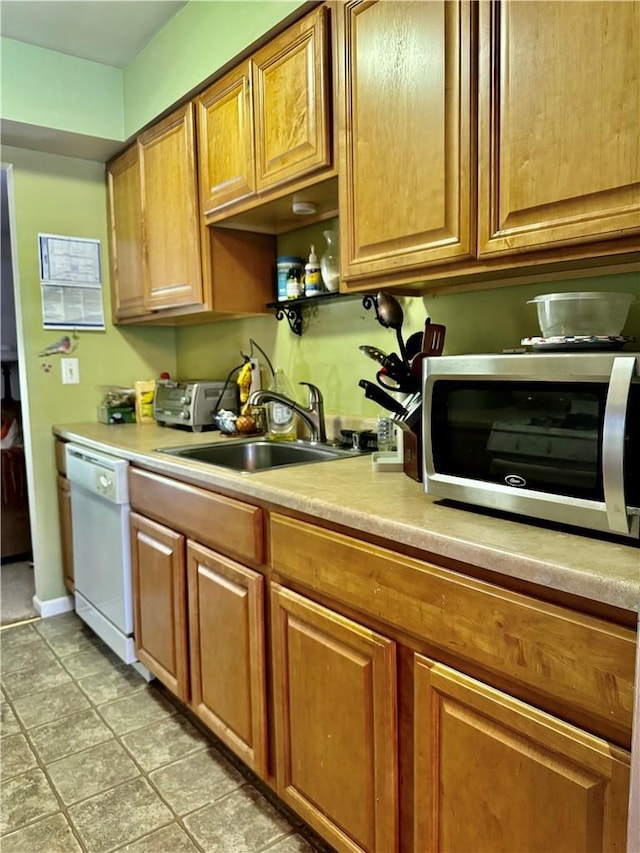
[267,368,297,441]
[304,245,322,297]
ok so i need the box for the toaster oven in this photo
[153,379,238,432]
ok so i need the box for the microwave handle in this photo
[602,356,636,534]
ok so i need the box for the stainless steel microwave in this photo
[422,353,640,539]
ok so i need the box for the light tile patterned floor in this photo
[0,613,334,853]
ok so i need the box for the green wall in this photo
[176,266,640,420]
[0,38,124,140]
[2,145,176,602]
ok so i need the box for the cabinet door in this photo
[56,474,74,594]
[196,61,256,215]
[252,5,331,192]
[106,146,146,321]
[414,655,631,852]
[271,584,398,853]
[187,541,268,777]
[130,512,189,701]
[338,0,474,283]
[138,103,204,311]
[478,1,640,256]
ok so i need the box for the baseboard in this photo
[33,594,74,619]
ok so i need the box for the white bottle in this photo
[304,245,322,297]
[267,368,297,441]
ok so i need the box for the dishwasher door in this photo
[66,444,135,663]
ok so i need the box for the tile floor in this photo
[0,612,334,853]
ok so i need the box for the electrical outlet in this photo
[61,358,80,385]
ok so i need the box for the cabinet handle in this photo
[149,304,190,312]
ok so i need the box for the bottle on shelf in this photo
[286,264,304,299]
[304,245,322,297]
[266,368,297,441]
[277,256,304,300]
[320,230,340,292]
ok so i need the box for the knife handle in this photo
[358,379,406,415]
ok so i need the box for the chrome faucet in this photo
[248,381,327,443]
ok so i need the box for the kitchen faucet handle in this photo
[298,382,323,406]
[297,382,326,443]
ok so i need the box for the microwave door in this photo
[602,357,636,535]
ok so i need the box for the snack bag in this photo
[135,380,156,424]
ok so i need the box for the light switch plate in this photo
[61,358,80,385]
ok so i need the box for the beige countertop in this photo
[54,423,640,614]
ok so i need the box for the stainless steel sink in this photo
[156,437,365,473]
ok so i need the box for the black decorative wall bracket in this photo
[268,292,367,336]
[274,301,304,336]
[361,293,380,321]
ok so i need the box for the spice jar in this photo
[286,265,304,299]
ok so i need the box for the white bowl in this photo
[527,291,635,337]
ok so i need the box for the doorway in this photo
[1,164,37,625]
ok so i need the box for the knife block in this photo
[402,429,422,481]
[393,410,423,483]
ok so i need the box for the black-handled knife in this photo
[358,379,406,415]
[379,353,421,394]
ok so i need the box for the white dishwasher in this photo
[66,443,139,667]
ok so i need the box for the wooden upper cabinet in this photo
[271,583,398,853]
[478,0,640,257]
[138,103,204,311]
[197,5,332,219]
[252,5,331,193]
[106,146,145,320]
[413,656,631,853]
[196,62,256,215]
[338,0,474,283]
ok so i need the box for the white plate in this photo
[521,335,634,352]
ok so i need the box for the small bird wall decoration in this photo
[38,334,79,357]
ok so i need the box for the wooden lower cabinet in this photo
[187,540,268,777]
[125,484,634,853]
[270,513,635,852]
[271,583,398,853]
[56,473,74,593]
[413,655,631,853]
[129,487,269,778]
[130,512,189,701]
